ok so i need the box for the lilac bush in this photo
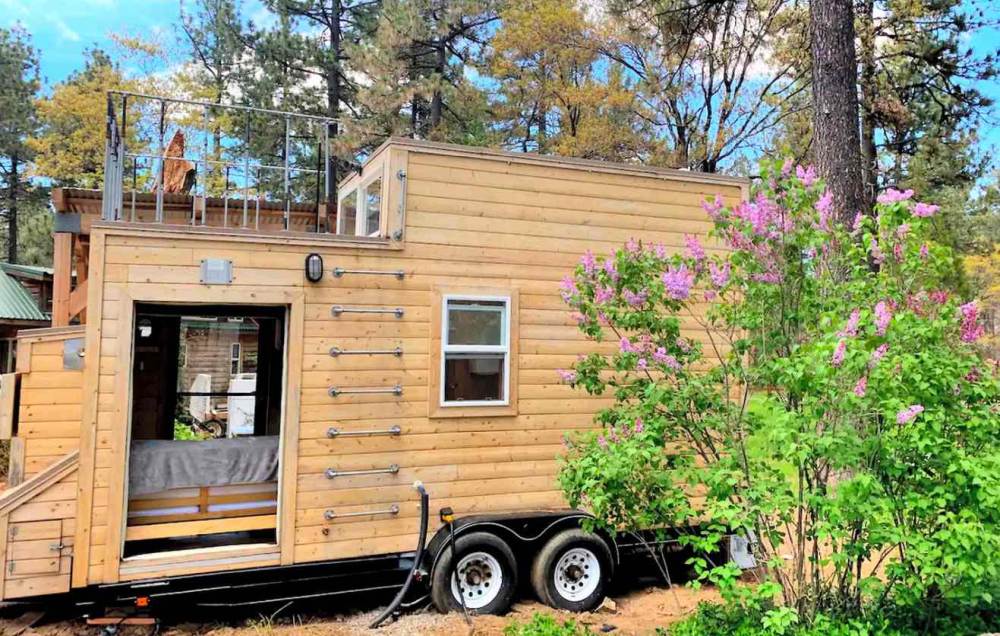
[557,160,1000,624]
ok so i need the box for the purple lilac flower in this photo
[633,418,645,434]
[893,243,904,262]
[685,234,706,262]
[796,165,817,187]
[594,285,614,304]
[709,261,730,288]
[852,212,864,232]
[896,404,924,425]
[913,202,939,218]
[896,223,910,240]
[571,311,586,325]
[620,337,635,354]
[869,237,884,265]
[815,190,834,230]
[919,244,929,260]
[853,376,867,397]
[637,358,648,370]
[929,290,948,304]
[626,238,641,254]
[832,339,847,367]
[702,195,725,220]
[869,344,889,368]
[874,301,892,336]
[653,348,682,370]
[597,435,608,449]
[877,188,914,204]
[652,242,668,259]
[580,250,597,276]
[840,309,861,338]
[959,302,985,343]
[676,338,691,352]
[560,275,578,301]
[623,288,648,307]
[662,264,695,300]
[603,259,619,283]
[557,369,577,383]
[781,158,794,177]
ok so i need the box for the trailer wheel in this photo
[431,531,517,615]
[531,529,612,612]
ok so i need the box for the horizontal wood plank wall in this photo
[82,147,743,583]
[17,330,86,478]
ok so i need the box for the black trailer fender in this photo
[423,510,619,580]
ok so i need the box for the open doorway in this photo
[124,304,285,558]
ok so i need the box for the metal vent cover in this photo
[199,259,233,285]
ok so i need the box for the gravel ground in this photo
[3,584,720,636]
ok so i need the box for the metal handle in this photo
[330,346,403,357]
[328,384,403,397]
[326,464,400,479]
[324,504,400,521]
[331,306,404,318]
[333,267,405,280]
[327,425,401,438]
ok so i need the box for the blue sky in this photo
[4,0,1000,173]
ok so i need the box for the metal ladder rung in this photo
[325,464,399,479]
[330,346,403,357]
[327,425,401,438]
[331,306,404,318]
[328,385,403,397]
[325,504,400,520]
[333,267,405,279]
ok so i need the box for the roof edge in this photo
[374,137,749,188]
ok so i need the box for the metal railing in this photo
[101,91,339,233]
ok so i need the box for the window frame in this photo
[439,293,512,408]
[230,341,242,375]
[337,167,385,238]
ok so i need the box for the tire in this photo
[431,531,518,616]
[530,529,613,612]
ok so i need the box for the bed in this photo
[125,436,279,542]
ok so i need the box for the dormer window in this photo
[337,171,384,237]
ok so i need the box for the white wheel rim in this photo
[451,551,504,610]
[553,547,600,602]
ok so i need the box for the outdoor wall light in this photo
[305,253,324,282]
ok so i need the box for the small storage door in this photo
[3,517,73,598]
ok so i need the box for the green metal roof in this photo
[0,269,48,322]
[0,263,54,280]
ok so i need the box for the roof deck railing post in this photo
[155,99,166,223]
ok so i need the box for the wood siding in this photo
[63,144,744,587]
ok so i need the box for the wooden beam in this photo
[51,234,73,328]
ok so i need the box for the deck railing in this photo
[101,91,340,233]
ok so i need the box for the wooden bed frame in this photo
[125,481,278,543]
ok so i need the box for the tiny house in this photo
[0,93,746,618]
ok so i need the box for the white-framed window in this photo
[440,295,510,406]
[337,169,383,237]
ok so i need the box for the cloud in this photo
[51,17,81,42]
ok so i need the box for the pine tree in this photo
[0,26,40,263]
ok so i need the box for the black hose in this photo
[369,481,429,629]
[448,519,472,626]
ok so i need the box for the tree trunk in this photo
[429,2,447,133]
[327,0,342,226]
[809,0,867,223]
[8,152,17,264]
[858,0,877,212]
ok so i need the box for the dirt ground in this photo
[3,584,720,636]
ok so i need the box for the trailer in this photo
[0,93,747,623]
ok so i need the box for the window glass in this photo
[446,300,505,346]
[364,178,382,236]
[338,189,357,235]
[444,353,505,402]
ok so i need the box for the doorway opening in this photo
[124,303,285,558]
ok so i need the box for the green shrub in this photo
[663,602,908,636]
[503,613,594,636]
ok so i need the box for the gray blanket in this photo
[129,436,280,496]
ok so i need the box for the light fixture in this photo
[305,253,324,282]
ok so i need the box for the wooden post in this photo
[51,233,73,327]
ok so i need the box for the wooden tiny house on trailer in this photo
[0,94,746,617]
